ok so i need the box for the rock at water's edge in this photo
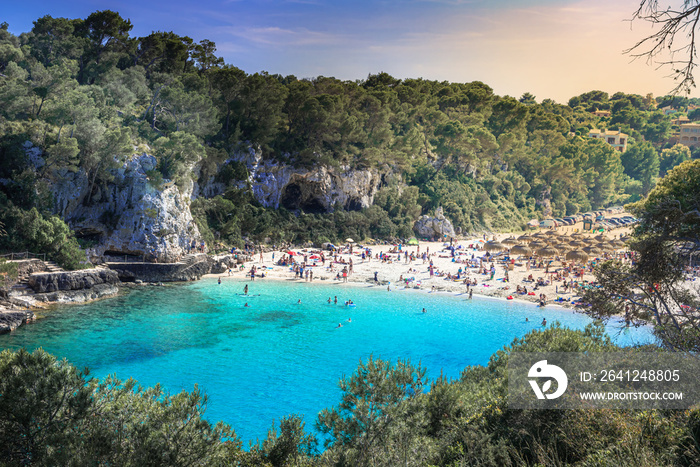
[28,269,120,293]
[0,310,35,334]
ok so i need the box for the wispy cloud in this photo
[216,25,343,47]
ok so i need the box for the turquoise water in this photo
[0,278,653,443]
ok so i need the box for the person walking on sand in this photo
[310,270,313,281]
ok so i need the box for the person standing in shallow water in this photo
[244,284,248,295]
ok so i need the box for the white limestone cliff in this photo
[51,153,200,262]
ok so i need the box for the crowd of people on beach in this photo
[210,225,653,316]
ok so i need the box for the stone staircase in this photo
[44,261,64,273]
[12,260,65,293]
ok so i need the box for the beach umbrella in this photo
[610,239,626,249]
[287,251,297,256]
[483,241,506,252]
[568,240,586,248]
[566,250,590,263]
[510,245,532,256]
[545,230,561,236]
[346,238,355,243]
[532,232,548,238]
[594,234,608,242]
[502,236,519,246]
[582,246,602,256]
[529,241,548,249]
[517,234,533,243]
[596,242,613,251]
[536,246,559,258]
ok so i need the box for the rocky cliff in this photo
[48,153,200,263]
[36,143,387,261]
[196,148,384,213]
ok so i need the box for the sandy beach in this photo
[208,220,634,309]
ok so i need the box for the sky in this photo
[3,0,694,104]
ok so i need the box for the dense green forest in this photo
[2,10,700,262]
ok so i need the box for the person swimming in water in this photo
[297,299,302,304]
[347,318,351,323]
[336,323,342,328]
[542,318,547,326]
[327,297,331,304]
[334,296,338,304]
[244,303,249,307]
[422,307,427,313]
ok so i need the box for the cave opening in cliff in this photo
[345,198,363,211]
[280,183,327,214]
[299,198,326,213]
[280,184,302,210]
